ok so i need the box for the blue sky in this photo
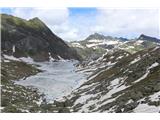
[69,8,97,15]
[1,7,97,16]
[0,8,159,41]
[1,8,12,13]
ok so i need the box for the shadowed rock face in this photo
[138,34,160,43]
[1,14,81,62]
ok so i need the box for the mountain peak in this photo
[138,34,148,39]
[138,34,160,43]
[85,33,112,40]
[29,17,42,22]
[28,17,46,28]
[1,14,81,61]
[93,32,102,36]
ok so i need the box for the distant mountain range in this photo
[85,32,160,43]
[1,14,81,61]
[70,33,160,60]
[85,32,130,41]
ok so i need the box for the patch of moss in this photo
[1,60,41,84]
[1,14,46,31]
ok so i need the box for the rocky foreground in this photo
[62,46,160,113]
[1,56,75,113]
[1,47,160,113]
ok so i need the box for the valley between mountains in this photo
[1,14,160,113]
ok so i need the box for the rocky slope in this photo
[1,14,81,61]
[118,39,158,54]
[63,46,160,113]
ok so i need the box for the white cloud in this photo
[9,8,79,41]
[51,22,79,41]
[8,8,159,41]
[10,8,86,41]
[90,25,105,33]
[92,9,159,38]
[11,8,69,25]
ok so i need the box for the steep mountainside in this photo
[1,14,81,61]
[63,46,160,113]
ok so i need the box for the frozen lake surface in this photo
[15,60,87,102]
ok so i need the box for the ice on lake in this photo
[15,60,87,102]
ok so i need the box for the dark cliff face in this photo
[138,34,160,43]
[1,14,81,61]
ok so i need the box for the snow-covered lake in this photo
[15,60,87,102]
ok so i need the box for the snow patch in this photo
[86,40,119,48]
[74,94,97,105]
[130,56,141,65]
[116,55,123,60]
[136,40,144,44]
[72,43,85,49]
[134,70,150,83]
[80,83,96,90]
[57,55,65,61]
[100,77,128,102]
[149,91,160,102]
[86,43,99,48]
[148,62,159,69]
[88,39,102,43]
[3,55,35,64]
[48,52,55,62]
[126,99,134,104]
[133,104,160,113]
[3,59,10,62]
[134,62,159,83]
[3,55,20,61]
[19,57,34,64]
[151,46,160,52]
[12,45,15,53]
